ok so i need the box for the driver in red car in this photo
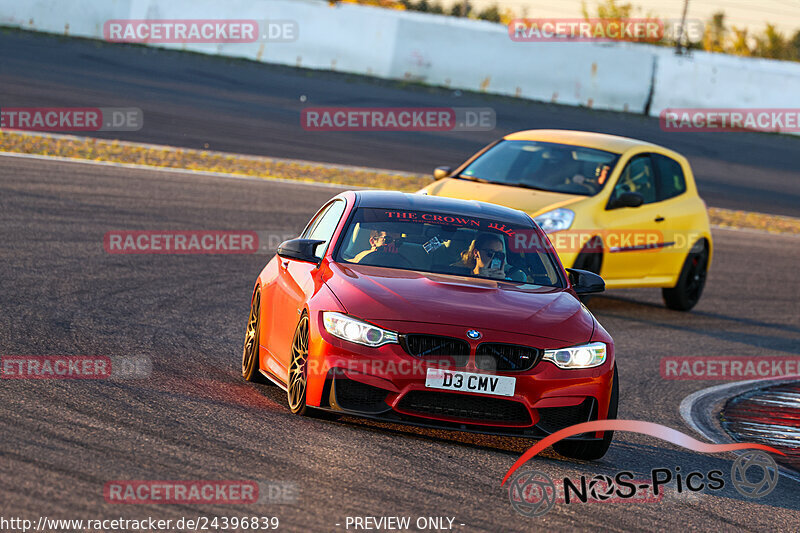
[353,229,402,263]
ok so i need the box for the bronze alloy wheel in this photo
[242,290,264,382]
[287,315,310,415]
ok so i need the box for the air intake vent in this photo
[397,390,531,425]
[475,343,542,372]
[400,334,470,368]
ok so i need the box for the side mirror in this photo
[566,268,605,295]
[608,191,644,209]
[433,166,452,179]
[277,239,326,264]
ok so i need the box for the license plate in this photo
[425,368,515,397]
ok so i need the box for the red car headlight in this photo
[322,312,399,348]
[542,341,607,369]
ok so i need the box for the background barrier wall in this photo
[2,0,799,130]
[649,48,800,117]
[387,15,654,112]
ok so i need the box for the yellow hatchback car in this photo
[419,130,713,311]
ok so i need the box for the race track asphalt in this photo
[1,155,798,531]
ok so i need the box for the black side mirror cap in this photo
[433,166,452,179]
[277,238,326,264]
[566,268,605,295]
[608,191,644,209]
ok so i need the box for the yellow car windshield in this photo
[459,140,620,196]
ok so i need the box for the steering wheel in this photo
[505,265,527,282]
[359,250,412,268]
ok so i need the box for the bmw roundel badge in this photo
[466,329,482,340]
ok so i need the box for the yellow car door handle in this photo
[654,216,665,222]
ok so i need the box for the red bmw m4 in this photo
[242,190,618,460]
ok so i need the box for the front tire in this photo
[287,314,310,416]
[662,240,708,311]
[242,289,266,382]
[552,364,618,461]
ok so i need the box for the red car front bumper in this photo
[305,313,615,440]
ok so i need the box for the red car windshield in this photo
[336,208,564,287]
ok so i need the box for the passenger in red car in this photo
[453,233,506,280]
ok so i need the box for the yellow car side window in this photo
[612,155,657,204]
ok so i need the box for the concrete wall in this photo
[650,48,800,116]
[3,0,799,130]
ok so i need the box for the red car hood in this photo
[325,263,594,344]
